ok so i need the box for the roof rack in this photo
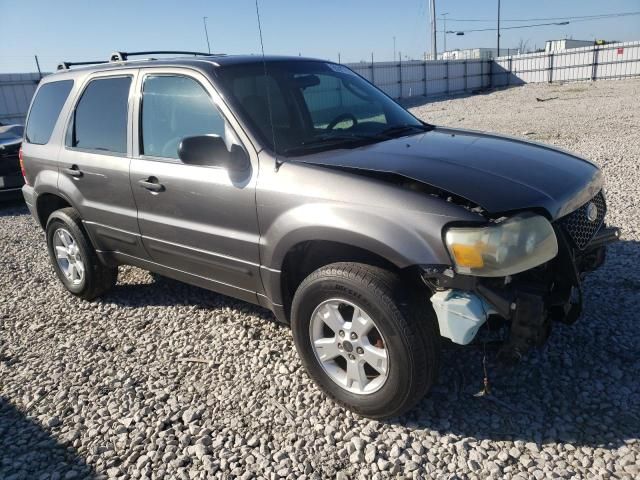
[109,50,222,62]
[57,51,224,71]
[57,60,109,71]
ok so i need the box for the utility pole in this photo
[203,16,211,54]
[497,0,501,57]
[441,13,449,54]
[429,0,437,60]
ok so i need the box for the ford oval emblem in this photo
[586,202,598,222]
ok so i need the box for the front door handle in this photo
[63,165,83,178]
[138,177,165,192]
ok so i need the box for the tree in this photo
[516,38,530,55]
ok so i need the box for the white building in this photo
[441,48,512,60]
[545,39,594,53]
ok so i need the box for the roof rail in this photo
[109,50,222,62]
[57,60,109,71]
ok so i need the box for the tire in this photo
[45,207,117,300]
[290,262,440,419]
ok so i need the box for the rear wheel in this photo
[46,208,117,300]
[291,262,440,419]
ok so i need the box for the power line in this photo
[454,21,570,34]
[447,11,640,23]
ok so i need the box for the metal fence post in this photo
[446,61,450,95]
[482,59,486,87]
[398,52,403,99]
[489,58,493,87]
[464,60,468,91]
[371,52,375,86]
[507,55,513,86]
[424,60,428,96]
[591,46,599,81]
[548,53,554,83]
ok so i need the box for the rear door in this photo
[58,69,146,258]
[130,68,261,302]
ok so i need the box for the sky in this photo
[1,0,639,73]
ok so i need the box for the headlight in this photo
[444,213,558,277]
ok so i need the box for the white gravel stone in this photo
[1,78,638,480]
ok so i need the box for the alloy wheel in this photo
[309,298,389,395]
[52,228,85,285]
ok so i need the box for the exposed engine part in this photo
[430,290,496,345]
[421,223,620,361]
[497,291,550,364]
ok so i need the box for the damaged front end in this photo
[422,190,620,363]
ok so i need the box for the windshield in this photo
[214,60,429,156]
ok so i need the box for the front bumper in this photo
[423,223,620,360]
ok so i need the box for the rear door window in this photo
[67,76,131,154]
[25,80,73,145]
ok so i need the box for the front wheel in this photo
[290,262,440,419]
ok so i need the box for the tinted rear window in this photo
[25,80,73,145]
[68,76,131,154]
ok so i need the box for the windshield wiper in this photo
[282,124,434,156]
[375,123,434,139]
[301,132,380,146]
[283,133,380,155]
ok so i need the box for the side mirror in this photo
[178,135,230,167]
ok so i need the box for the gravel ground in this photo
[1,79,639,480]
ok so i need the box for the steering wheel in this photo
[160,136,183,158]
[325,113,358,131]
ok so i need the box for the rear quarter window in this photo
[25,80,74,145]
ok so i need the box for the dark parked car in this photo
[21,51,619,418]
[0,124,25,200]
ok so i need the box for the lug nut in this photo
[348,354,355,360]
[350,332,357,340]
[356,347,364,355]
[339,330,345,337]
[337,343,343,350]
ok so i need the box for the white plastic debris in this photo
[430,290,495,345]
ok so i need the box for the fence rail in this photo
[1,40,639,125]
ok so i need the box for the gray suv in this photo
[21,51,619,418]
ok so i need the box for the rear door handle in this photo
[138,177,165,192]
[64,165,83,178]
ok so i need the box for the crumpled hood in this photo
[294,127,602,219]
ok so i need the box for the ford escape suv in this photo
[21,51,619,419]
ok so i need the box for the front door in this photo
[130,69,261,303]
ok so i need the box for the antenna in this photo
[254,0,281,169]
[203,17,211,54]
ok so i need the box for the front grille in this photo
[559,190,606,250]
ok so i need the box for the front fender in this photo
[262,201,456,272]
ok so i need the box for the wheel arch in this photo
[272,233,437,322]
[35,192,73,229]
